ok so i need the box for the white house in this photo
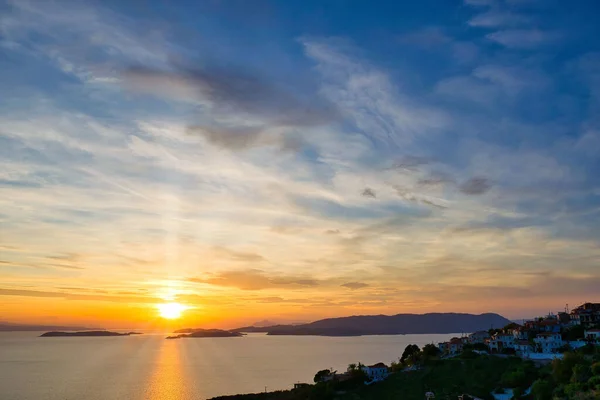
[534,332,564,353]
[448,338,464,354]
[490,333,515,352]
[514,340,532,357]
[468,331,490,344]
[512,328,528,340]
[585,329,600,343]
[362,363,389,383]
[438,341,449,353]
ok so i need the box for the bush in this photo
[461,349,478,359]
[571,364,590,383]
[512,387,524,398]
[591,362,600,376]
[552,352,586,384]
[531,379,553,400]
[588,375,600,389]
[564,382,583,398]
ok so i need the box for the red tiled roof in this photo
[450,338,463,344]
[586,329,600,332]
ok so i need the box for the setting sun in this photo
[157,302,187,319]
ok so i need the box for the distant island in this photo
[40,330,141,337]
[0,322,100,332]
[167,328,244,339]
[233,313,511,336]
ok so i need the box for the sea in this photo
[0,331,458,400]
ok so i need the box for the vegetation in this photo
[212,344,600,400]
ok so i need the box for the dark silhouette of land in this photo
[40,331,141,337]
[169,328,244,338]
[233,313,510,336]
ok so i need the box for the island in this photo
[167,328,244,339]
[40,330,142,337]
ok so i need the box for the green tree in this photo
[571,364,590,383]
[531,379,553,400]
[552,352,585,384]
[512,387,523,398]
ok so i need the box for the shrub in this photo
[531,379,553,400]
[591,362,600,376]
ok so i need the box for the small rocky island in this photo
[167,328,244,339]
[40,330,142,337]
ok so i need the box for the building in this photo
[448,338,464,355]
[437,341,449,353]
[570,303,600,327]
[489,333,515,352]
[534,332,564,353]
[362,363,389,383]
[512,328,528,340]
[468,331,490,344]
[585,328,600,343]
[539,318,561,333]
[514,340,532,357]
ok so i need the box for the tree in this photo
[400,344,421,363]
[591,362,600,376]
[531,379,553,400]
[472,343,490,352]
[563,325,585,341]
[571,364,590,383]
[553,352,585,384]
[422,343,440,358]
[313,369,333,383]
[512,387,523,398]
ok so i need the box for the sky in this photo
[1,0,600,329]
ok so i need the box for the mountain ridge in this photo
[233,312,510,336]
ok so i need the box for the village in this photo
[436,302,600,361]
[294,302,600,400]
[322,302,600,387]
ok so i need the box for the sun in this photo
[157,302,187,319]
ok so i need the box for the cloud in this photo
[341,282,369,290]
[468,11,531,28]
[122,65,337,150]
[464,0,497,6]
[188,269,319,290]
[213,247,265,263]
[388,156,430,172]
[397,27,452,46]
[301,37,447,148]
[0,288,156,303]
[459,177,492,195]
[486,29,559,49]
[361,188,377,198]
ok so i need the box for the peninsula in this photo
[40,330,141,337]
[233,313,510,336]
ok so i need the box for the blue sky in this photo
[1,0,599,326]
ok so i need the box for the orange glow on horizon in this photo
[156,302,188,320]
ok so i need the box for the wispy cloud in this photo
[486,29,559,49]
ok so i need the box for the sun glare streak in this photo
[156,302,187,319]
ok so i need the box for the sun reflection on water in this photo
[144,338,193,400]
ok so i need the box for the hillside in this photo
[234,313,510,336]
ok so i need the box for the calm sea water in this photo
[0,332,458,400]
